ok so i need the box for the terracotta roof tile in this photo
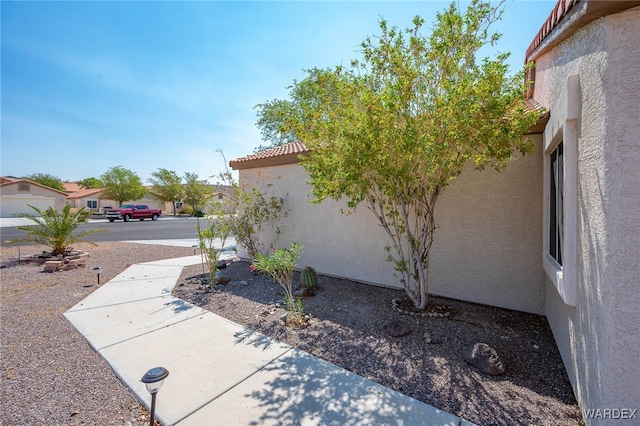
[0,177,69,195]
[524,98,546,114]
[526,0,640,62]
[66,188,105,199]
[526,0,579,61]
[63,182,84,193]
[230,141,309,170]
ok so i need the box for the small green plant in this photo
[252,241,305,324]
[197,219,232,288]
[5,205,105,255]
[301,266,318,289]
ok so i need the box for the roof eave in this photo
[230,152,306,170]
[526,0,640,63]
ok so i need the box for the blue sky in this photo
[1,1,554,184]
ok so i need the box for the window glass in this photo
[549,142,563,266]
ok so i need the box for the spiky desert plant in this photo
[301,266,318,289]
[5,205,105,255]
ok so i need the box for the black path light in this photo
[141,367,169,426]
[92,266,103,285]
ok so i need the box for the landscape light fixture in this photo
[92,266,103,285]
[141,366,169,426]
[192,244,198,255]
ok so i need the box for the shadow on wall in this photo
[571,171,606,408]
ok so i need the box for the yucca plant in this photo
[6,205,106,255]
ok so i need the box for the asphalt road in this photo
[0,216,207,247]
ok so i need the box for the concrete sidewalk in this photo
[64,248,475,425]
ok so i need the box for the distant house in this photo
[230,1,640,423]
[0,176,68,217]
[63,182,170,214]
[63,183,111,213]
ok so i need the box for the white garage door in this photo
[0,195,56,217]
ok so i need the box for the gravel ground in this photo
[1,242,585,426]
[0,242,194,426]
[174,260,585,426]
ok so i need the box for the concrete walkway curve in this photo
[64,243,475,426]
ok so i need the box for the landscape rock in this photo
[463,342,505,376]
[216,276,231,285]
[384,319,412,337]
[216,260,227,269]
[293,287,315,298]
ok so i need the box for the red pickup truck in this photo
[105,204,161,222]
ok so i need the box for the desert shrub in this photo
[252,242,304,324]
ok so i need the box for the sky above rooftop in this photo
[1,1,555,184]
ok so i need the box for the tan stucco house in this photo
[229,1,639,424]
[0,177,68,217]
[63,182,171,214]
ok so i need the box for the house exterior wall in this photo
[239,137,545,315]
[534,6,640,420]
[0,182,67,216]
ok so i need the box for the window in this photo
[543,75,580,307]
[87,200,98,209]
[549,142,563,266]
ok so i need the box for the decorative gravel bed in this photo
[0,242,195,426]
[1,243,585,426]
[173,260,585,426]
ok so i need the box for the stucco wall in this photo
[535,6,640,421]
[0,182,67,216]
[239,136,545,315]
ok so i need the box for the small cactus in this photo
[301,266,318,289]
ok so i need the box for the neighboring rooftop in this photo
[229,141,309,170]
[0,176,68,195]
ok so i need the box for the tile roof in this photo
[525,0,640,62]
[524,98,550,134]
[0,177,20,185]
[524,98,545,114]
[66,188,105,199]
[229,141,309,170]
[0,177,69,195]
[526,0,580,61]
[63,182,84,193]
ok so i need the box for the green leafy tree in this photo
[255,0,540,309]
[5,205,106,255]
[100,166,146,207]
[212,150,287,259]
[24,173,64,192]
[149,168,184,215]
[78,177,104,189]
[183,172,210,215]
